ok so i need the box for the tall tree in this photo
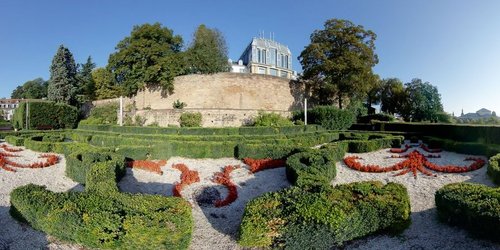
[299,19,378,109]
[380,78,405,115]
[108,23,184,96]
[186,24,229,74]
[48,45,78,104]
[76,56,96,100]
[92,68,121,99]
[401,78,443,122]
[364,72,382,114]
[11,78,48,99]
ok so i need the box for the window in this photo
[270,69,278,76]
[285,55,289,69]
[281,71,288,78]
[262,49,266,64]
[281,54,285,68]
[257,48,261,63]
[258,67,266,74]
[274,49,278,65]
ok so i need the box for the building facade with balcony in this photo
[0,99,21,120]
[233,37,296,79]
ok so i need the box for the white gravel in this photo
[1,140,499,250]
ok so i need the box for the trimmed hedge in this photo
[66,148,125,185]
[77,124,324,136]
[357,113,395,124]
[294,105,356,130]
[10,152,193,249]
[423,136,500,157]
[286,143,347,187]
[238,181,411,248]
[12,101,79,130]
[435,183,500,241]
[5,136,25,146]
[487,153,500,185]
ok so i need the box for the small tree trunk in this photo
[338,94,343,109]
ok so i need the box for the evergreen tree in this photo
[76,56,96,100]
[186,24,230,74]
[48,45,78,105]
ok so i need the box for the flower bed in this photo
[344,149,485,179]
[172,163,200,197]
[212,165,239,207]
[243,158,286,173]
[126,159,166,175]
[0,144,59,172]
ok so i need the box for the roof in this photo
[250,38,291,54]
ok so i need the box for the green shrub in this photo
[286,143,346,187]
[295,106,356,130]
[10,168,193,249]
[435,183,500,241]
[251,112,293,127]
[66,148,125,185]
[238,181,411,248]
[487,153,500,185]
[173,99,187,109]
[134,115,147,126]
[12,101,79,130]
[5,136,25,146]
[80,102,119,125]
[357,113,395,123]
[179,112,202,127]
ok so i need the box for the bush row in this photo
[12,101,79,130]
[77,124,324,136]
[293,105,356,130]
[66,148,126,185]
[10,145,193,249]
[373,121,500,145]
[435,183,499,242]
[487,153,500,185]
[238,181,411,248]
[423,136,500,157]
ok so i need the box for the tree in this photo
[48,45,78,104]
[107,23,184,97]
[92,68,122,99]
[380,78,405,115]
[364,72,382,114]
[185,24,229,74]
[11,78,48,99]
[76,56,96,100]
[299,19,378,109]
[400,78,443,122]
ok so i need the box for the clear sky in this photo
[1,0,499,115]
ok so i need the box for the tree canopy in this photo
[299,19,378,109]
[76,56,96,100]
[380,78,406,115]
[48,45,78,105]
[107,23,184,96]
[92,68,121,100]
[11,78,48,99]
[401,78,443,122]
[185,24,229,74]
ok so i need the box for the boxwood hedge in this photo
[10,153,193,249]
[238,181,411,248]
[488,153,500,185]
[435,183,499,242]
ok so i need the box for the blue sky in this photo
[1,0,499,115]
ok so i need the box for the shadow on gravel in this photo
[197,166,291,241]
[117,169,174,196]
[0,205,49,250]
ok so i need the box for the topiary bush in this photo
[238,181,411,248]
[10,155,193,249]
[295,106,356,130]
[487,153,500,185]
[12,101,79,130]
[251,112,294,127]
[435,183,499,242]
[179,112,202,127]
[66,147,125,185]
[285,143,346,187]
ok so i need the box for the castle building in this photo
[230,37,296,79]
[0,99,21,120]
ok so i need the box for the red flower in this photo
[243,158,286,173]
[172,163,200,197]
[127,159,166,175]
[212,165,239,207]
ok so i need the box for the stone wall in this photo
[93,72,304,127]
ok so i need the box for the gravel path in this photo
[1,141,498,250]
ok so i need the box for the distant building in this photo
[231,37,296,79]
[0,99,21,120]
[459,108,496,120]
